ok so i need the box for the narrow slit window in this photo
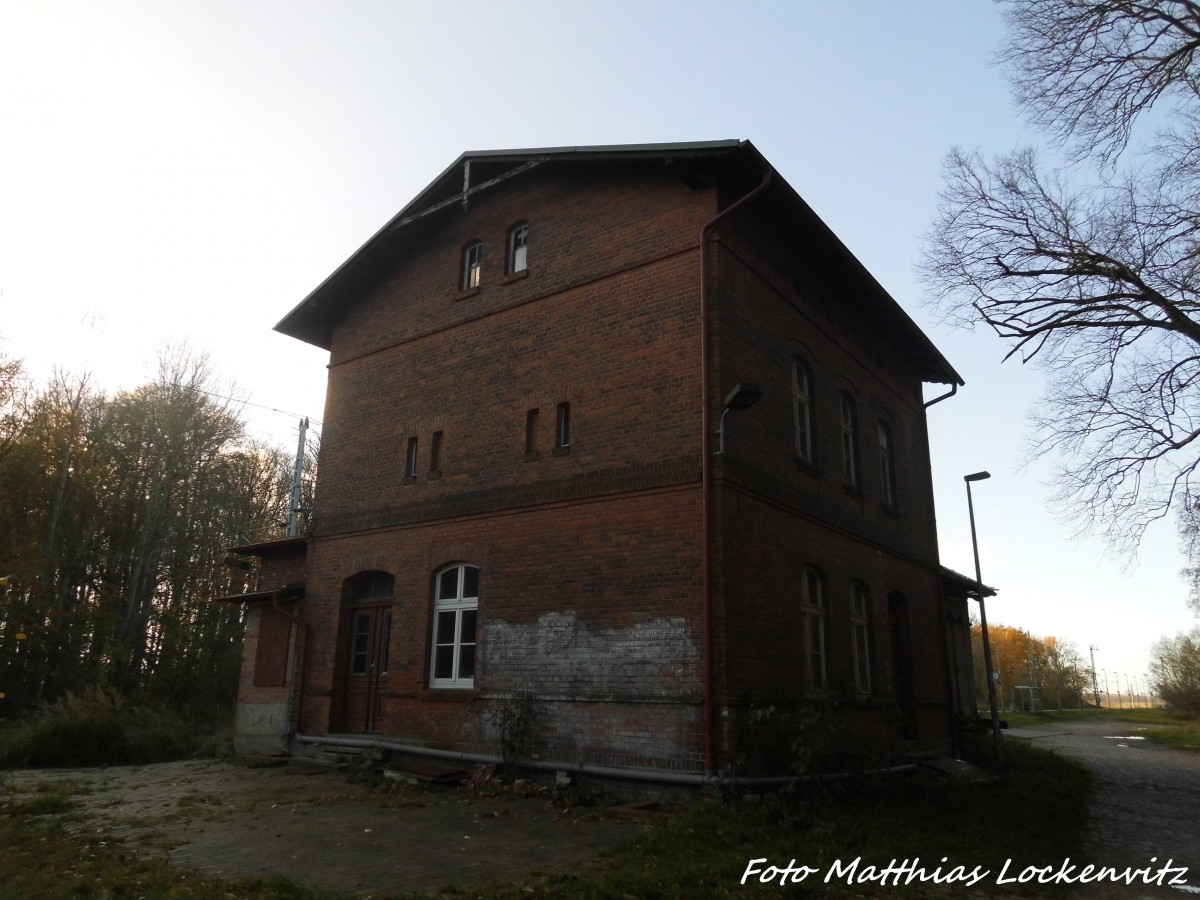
[461,241,481,290]
[556,402,571,449]
[508,223,529,274]
[430,431,443,474]
[525,408,539,456]
[405,436,419,479]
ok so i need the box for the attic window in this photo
[461,242,481,291]
[508,223,529,274]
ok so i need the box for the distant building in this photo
[220,140,978,780]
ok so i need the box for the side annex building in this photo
[220,140,981,780]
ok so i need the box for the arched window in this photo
[850,580,872,695]
[792,358,814,463]
[430,564,479,688]
[803,566,827,693]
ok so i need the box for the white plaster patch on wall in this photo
[483,611,700,700]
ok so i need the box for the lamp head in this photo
[723,383,763,411]
[964,471,991,483]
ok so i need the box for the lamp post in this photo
[1089,645,1101,708]
[714,383,763,455]
[965,471,1004,771]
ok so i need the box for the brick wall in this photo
[275,160,958,772]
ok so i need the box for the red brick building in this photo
[223,140,976,779]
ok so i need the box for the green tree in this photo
[1149,628,1200,714]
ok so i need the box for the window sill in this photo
[551,446,570,457]
[842,483,864,499]
[524,451,540,462]
[429,470,443,481]
[456,286,481,301]
[425,684,478,698]
[402,475,417,485]
[501,268,529,284]
[881,503,901,519]
[793,455,820,476]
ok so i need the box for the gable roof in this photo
[276,140,962,386]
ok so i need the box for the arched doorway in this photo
[341,571,393,733]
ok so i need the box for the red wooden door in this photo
[343,604,391,733]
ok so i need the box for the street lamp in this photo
[1089,645,1101,708]
[714,383,763,455]
[965,471,1004,771]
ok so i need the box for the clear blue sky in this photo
[1,1,1192,694]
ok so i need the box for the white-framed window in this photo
[851,580,872,695]
[840,393,860,487]
[803,566,826,693]
[508,223,529,274]
[792,358,814,463]
[878,421,896,508]
[461,241,482,290]
[430,563,479,688]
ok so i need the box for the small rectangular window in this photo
[461,242,481,290]
[509,223,529,274]
[556,402,571,449]
[405,436,419,479]
[430,430,443,474]
[525,408,539,457]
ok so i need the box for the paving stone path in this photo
[7,759,643,897]
[1005,718,1200,898]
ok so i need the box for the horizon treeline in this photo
[971,623,1095,711]
[0,346,315,722]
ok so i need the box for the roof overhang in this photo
[276,139,962,386]
[940,565,997,600]
[227,537,308,559]
[213,583,305,604]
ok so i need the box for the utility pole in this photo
[287,418,309,539]
[1089,645,1101,708]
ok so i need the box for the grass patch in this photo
[1142,721,1200,752]
[1003,706,1185,728]
[434,739,1090,898]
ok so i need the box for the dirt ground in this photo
[6,758,643,897]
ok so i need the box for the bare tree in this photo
[923,1,1200,578]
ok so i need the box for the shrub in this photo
[0,689,205,768]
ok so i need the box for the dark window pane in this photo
[460,609,477,644]
[439,568,458,600]
[462,566,479,599]
[434,645,454,679]
[458,645,475,679]
[437,610,456,642]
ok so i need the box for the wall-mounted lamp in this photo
[715,382,763,455]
